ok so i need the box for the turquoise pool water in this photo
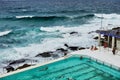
[0,55,120,80]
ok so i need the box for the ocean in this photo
[0,0,120,74]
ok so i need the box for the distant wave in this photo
[58,9,90,13]
[15,14,94,19]
[15,15,64,20]
[73,14,94,19]
[8,9,89,14]
[0,30,12,37]
[0,14,95,21]
[16,16,33,19]
[2,13,120,21]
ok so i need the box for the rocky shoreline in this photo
[2,31,99,74]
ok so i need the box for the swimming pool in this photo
[0,55,120,80]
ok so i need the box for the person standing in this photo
[90,45,94,50]
[112,47,116,55]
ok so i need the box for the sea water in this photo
[0,0,120,74]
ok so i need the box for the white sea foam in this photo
[11,24,98,59]
[40,25,98,33]
[40,26,67,32]
[95,13,120,19]
[94,13,120,29]
[0,30,12,37]
[15,15,33,18]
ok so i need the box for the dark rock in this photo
[4,65,14,73]
[64,53,67,56]
[69,47,79,51]
[64,44,79,51]
[51,48,68,58]
[93,36,98,39]
[69,32,80,36]
[64,44,69,47]
[35,51,53,57]
[112,27,120,30]
[16,64,31,70]
[70,32,78,35]
[56,48,68,52]
[93,36,105,40]
[9,59,26,65]
[56,48,65,51]
[79,47,86,50]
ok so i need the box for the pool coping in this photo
[0,54,120,78]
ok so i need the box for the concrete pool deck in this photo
[70,47,120,70]
[0,47,120,78]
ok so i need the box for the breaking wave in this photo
[0,30,12,37]
[0,14,95,21]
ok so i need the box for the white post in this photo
[98,33,101,46]
[108,36,110,46]
[107,36,110,51]
[112,37,115,49]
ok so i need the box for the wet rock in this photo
[64,44,69,47]
[4,65,14,73]
[93,36,98,39]
[56,48,68,53]
[64,53,67,56]
[93,36,105,40]
[51,48,68,58]
[16,64,31,70]
[64,44,79,51]
[112,27,120,30]
[9,59,26,65]
[69,47,79,51]
[35,51,53,57]
[70,32,78,35]
[79,47,86,50]
[69,32,80,36]
[56,48,65,51]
